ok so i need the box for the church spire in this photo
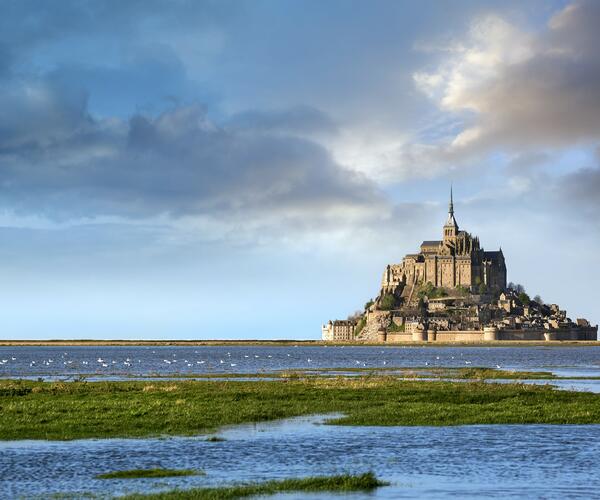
[444,184,458,235]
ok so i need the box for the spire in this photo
[444,184,458,230]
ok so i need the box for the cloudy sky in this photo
[1,0,598,339]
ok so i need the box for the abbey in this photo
[381,189,506,295]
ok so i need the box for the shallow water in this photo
[2,415,600,499]
[2,345,600,380]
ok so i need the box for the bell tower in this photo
[443,186,459,243]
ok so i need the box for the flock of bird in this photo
[0,348,489,379]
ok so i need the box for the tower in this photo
[443,185,459,243]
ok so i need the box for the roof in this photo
[483,250,503,260]
[421,240,442,247]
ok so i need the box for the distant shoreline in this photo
[0,340,598,347]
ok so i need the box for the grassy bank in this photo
[2,376,600,440]
[122,472,386,499]
[97,468,200,479]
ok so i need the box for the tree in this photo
[508,282,526,294]
[518,292,531,306]
[533,294,543,305]
[379,294,396,310]
[364,300,374,310]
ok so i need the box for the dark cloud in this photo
[0,87,382,221]
[0,77,92,151]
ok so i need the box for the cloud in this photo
[227,106,338,138]
[414,1,600,155]
[0,77,386,232]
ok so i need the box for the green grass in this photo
[299,366,558,379]
[452,367,556,379]
[97,468,200,479]
[122,472,386,499]
[2,376,600,440]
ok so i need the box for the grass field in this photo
[2,376,600,440]
[121,472,387,499]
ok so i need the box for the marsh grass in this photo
[97,468,201,479]
[452,367,556,379]
[3,376,600,440]
[122,472,386,499]
[298,366,558,379]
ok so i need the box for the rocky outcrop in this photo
[356,310,391,341]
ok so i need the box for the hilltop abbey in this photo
[323,190,597,343]
[381,188,506,295]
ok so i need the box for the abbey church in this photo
[381,189,506,295]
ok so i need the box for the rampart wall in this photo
[383,327,597,343]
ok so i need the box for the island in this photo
[323,189,598,343]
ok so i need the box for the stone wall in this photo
[382,327,597,343]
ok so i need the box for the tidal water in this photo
[2,345,600,380]
[2,415,600,499]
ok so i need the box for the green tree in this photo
[518,292,531,305]
[379,294,396,310]
[364,300,374,310]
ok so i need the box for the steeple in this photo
[443,184,458,241]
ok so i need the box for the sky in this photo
[1,0,599,339]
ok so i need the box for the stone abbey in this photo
[381,188,506,295]
[322,190,597,343]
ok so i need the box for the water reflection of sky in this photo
[2,415,599,499]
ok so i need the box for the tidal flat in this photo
[3,346,600,498]
[3,376,600,440]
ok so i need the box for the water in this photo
[2,345,600,380]
[2,415,599,499]
[3,346,600,498]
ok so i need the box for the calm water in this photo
[2,415,600,499]
[2,345,600,379]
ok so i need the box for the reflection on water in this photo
[1,345,600,380]
[1,415,599,499]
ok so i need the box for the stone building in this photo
[381,189,506,296]
[321,320,356,341]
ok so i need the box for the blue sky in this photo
[1,0,598,339]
